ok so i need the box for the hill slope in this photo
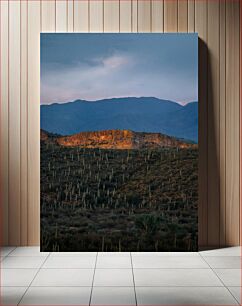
[41,129,197,150]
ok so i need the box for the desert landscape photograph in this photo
[40,33,198,252]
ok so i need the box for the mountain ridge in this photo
[40,97,198,143]
[42,96,184,106]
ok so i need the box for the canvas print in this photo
[40,33,198,252]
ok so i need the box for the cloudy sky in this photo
[40,33,198,105]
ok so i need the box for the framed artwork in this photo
[40,33,198,252]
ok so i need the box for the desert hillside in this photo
[41,129,197,149]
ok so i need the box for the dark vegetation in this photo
[40,142,198,252]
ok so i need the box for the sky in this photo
[40,33,198,105]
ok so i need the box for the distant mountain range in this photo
[41,129,197,150]
[41,97,198,143]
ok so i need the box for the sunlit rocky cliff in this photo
[41,129,197,149]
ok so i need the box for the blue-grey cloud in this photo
[41,33,198,105]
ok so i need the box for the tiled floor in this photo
[0,246,241,305]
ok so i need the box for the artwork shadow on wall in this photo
[40,33,198,252]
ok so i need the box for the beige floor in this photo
[0,246,241,305]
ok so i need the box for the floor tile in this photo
[9,247,49,257]
[203,256,241,269]
[96,256,132,268]
[31,268,94,286]
[132,252,199,257]
[214,269,241,286]
[98,252,131,257]
[42,256,96,268]
[132,256,209,269]
[136,287,238,305]
[94,269,134,286]
[134,268,223,287]
[91,287,136,305]
[19,286,91,305]
[1,287,27,305]
[200,247,241,257]
[50,252,97,257]
[0,247,16,257]
[228,287,241,304]
[1,256,46,269]
[1,269,38,286]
